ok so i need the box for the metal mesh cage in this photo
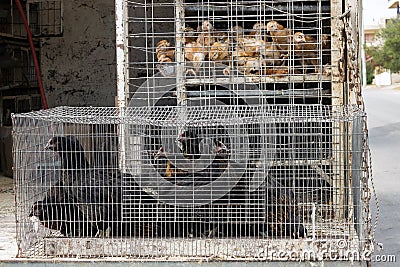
[125,0,337,107]
[12,104,371,260]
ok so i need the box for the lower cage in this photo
[12,105,371,260]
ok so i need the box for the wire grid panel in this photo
[27,0,63,37]
[0,45,38,88]
[12,105,370,259]
[127,0,334,107]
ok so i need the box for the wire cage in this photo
[126,0,337,107]
[12,104,371,260]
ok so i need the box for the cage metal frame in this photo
[12,104,371,260]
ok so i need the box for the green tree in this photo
[366,18,400,72]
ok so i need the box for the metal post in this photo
[115,0,128,172]
[175,0,186,107]
[175,0,187,138]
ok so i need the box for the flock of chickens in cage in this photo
[156,20,330,77]
[28,132,307,239]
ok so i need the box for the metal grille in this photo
[13,105,370,259]
[0,45,38,88]
[0,0,62,37]
[27,0,63,37]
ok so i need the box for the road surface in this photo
[364,85,400,266]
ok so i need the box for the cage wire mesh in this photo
[128,0,334,106]
[13,105,370,259]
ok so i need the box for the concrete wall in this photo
[41,0,116,107]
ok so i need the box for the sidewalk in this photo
[0,175,17,260]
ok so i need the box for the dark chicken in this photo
[38,136,154,237]
[151,130,230,185]
[29,186,97,236]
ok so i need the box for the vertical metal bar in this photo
[330,0,346,223]
[115,0,128,172]
[351,115,363,247]
[331,0,343,106]
[175,0,186,107]
[175,0,187,138]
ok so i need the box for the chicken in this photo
[209,40,229,62]
[235,37,260,57]
[266,20,292,53]
[177,129,202,160]
[231,38,266,75]
[256,40,283,66]
[249,22,269,42]
[183,26,197,44]
[152,146,187,179]
[236,56,264,75]
[156,39,175,63]
[265,177,307,238]
[184,41,206,75]
[151,131,230,185]
[29,186,97,237]
[293,32,320,73]
[214,31,229,43]
[261,66,299,77]
[196,20,215,55]
[230,25,245,43]
[45,136,155,237]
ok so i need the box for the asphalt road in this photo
[363,85,400,266]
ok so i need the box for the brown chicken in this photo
[196,20,215,56]
[266,20,292,52]
[230,25,245,43]
[156,39,175,63]
[209,31,229,62]
[209,41,229,62]
[184,41,206,75]
[236,37,260,57]
[256,40,283,66]
[183,26,197,44]
[261,66,299,77]
[236,56,264,75]
[293,32,320,73]
[214,31,229,43]
[249,22,269,41]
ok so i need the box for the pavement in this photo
[0,175,17,260]
[363,84,400,266]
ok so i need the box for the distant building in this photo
[388,0,400,15]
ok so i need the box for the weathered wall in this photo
[41,1,116,107]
